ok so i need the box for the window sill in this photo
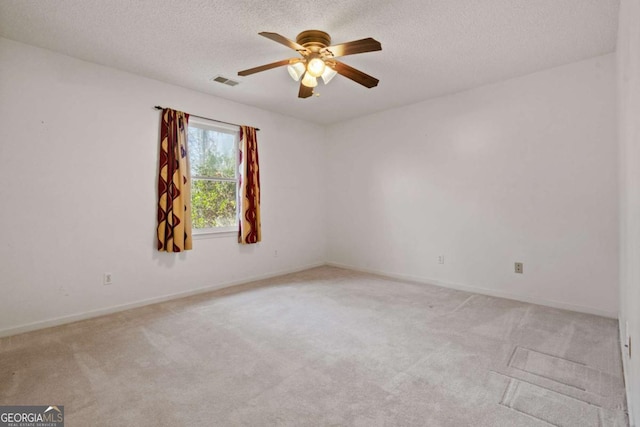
[193,229,237,239]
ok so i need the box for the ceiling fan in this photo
[237,30,382,98]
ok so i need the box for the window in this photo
[187,118,239,234]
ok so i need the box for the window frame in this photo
[187,117,240,236]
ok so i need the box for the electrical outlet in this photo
[273,250,278,258]
[103,273,113,285]
[438,255,445,264]
[514,262,523,274]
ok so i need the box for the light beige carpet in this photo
[0,267,628,426]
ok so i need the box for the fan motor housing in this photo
[296,30,331,50]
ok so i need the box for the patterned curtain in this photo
[238,126,261,244]
[156,108,193,252]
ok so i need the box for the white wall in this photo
[617,0,640,423]
[0,36,622,339]
[0,38,326,336]
[326,55,618,317]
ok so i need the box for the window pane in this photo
[191,180,237,229]
[188,126,236,179]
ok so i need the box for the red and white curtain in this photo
[156,108,192,252]
[238,126,261,244]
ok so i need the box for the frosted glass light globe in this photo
[287,63,306,81]
[321,67,338,84]
[301,73,318,88]
[306,57,326,78]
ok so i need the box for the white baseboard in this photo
[0,262,325,338]
[325,262,618,319]
[619,318,635,426]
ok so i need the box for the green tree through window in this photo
[187,120,239,231]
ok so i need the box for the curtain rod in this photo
[154,106,260,131]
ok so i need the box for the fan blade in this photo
[324,38,381,57]
[238,59,292,76]
[259,32,308,53]
[298,82,313,98]
[333,61,379,88]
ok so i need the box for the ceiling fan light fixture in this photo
[301,73,318,88]
[237,30,381,99]
[306,57,326,77]
[287,62,306,81]
[321,66,338,84]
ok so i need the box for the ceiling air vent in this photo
[212,76,239,87]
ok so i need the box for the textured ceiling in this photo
[0,0,619,124]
